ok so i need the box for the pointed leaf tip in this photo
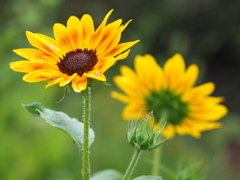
[23,102,44,117]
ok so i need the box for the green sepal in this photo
[87,78,111,89]
[148,138,168,151]
[127,113,167,151]
[96,80,111,86]
[56,84,73,103]
[22,102,95,148]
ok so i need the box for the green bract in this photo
[127,113,167,151]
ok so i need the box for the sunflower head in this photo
[10,10,139,93]
[112,53,228,138]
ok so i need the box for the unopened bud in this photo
[127,112,167,151]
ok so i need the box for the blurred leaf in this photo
[91,169,123,180]
[133,176,163,180]
[23,102,95,148]
[176,163,205,180]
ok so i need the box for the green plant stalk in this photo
[82,87,91,180]
[122,149,142,180]
[152,110,168,176]
[152,145,162,176]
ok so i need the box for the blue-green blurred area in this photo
[1,0,240,179]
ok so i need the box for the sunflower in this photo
[10,10,139,92]
[111,54,228,138]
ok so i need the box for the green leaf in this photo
[91,169,123,180]
[23,102,95,147]
[133,176,163,180]
[23,102,44,117]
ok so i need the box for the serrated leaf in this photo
[133,175,163,180]
[23,102,94,147]
[91,169,123,180]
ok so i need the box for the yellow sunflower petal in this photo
[101,20,124,54]
[67,16,83,49]
[94,57,116,73]
[71,74,87,92]
[13,48,58,63]
[180,120,202,138]
[175,125,189,135]
[45,77,63,88]
[26,31,61,58]
[184,64,199,89]
[193,120,222,131]
[120,19,132,32]
[189,96,225,111]
[182,82,215,101]
[163,53,185,91]
[105,40,140,58]
[183,118,222,137]
[120,65,139,82]
[85,70,106,81]
[175,64,199,94]
[189,104,228,121]
[188,130,202,138]
[111,91,131,103]
[162,124,175,138]
[81,14,95,48]
[53,23,72,53]
[95,50,131,76]
[115,50,131,61]
[134,54,163,91]
[122,103,146,120]
[23,72,49,82]
[88,9,114,49]
[95,19,123,55]
[59,75,74,87]
[9,61,58,73]
[113,75,149,97]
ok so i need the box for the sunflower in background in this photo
[10,10,139,92]
[112,54,228,138]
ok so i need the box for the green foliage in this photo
[23,102,95,147]
[127,113,167,151]
[1,0,240,179]
[133,176,163,180]
[176,163,205,180]
[91,169,123,180]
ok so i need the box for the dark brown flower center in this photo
[57,49,98,76]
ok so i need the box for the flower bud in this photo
[127,112,167,150]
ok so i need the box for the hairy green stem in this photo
[122,149,142,180]
[82,87,91,180]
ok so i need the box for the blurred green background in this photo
[1,0,240,179]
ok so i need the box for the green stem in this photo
[152,145,162,176]
[152,110,168,176]
[122,149,142,180]
[82,87,91,180]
